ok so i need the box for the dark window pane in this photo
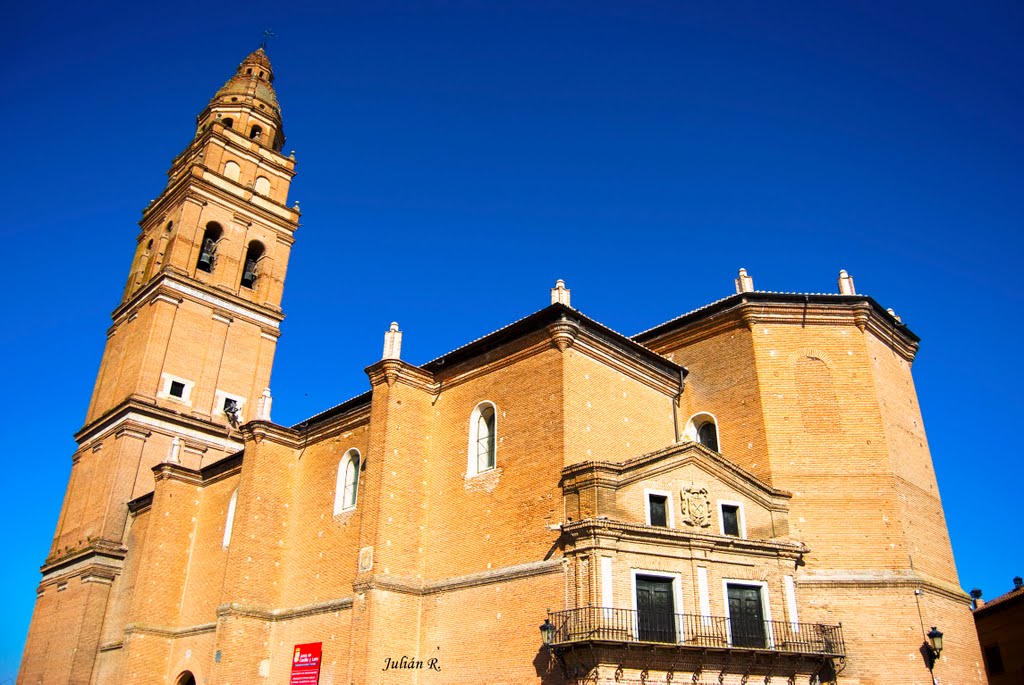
[722,505,740,536]
[636,576,675,643]
[727,584,766,648]
[169,381,185,398]
[697,423,718,451]
[649,495,667,527]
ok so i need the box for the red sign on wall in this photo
[290,642,322,685]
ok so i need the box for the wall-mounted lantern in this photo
[539,618,555,645]
[926,626,943,661]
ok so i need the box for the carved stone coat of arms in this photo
[680,486,712,527]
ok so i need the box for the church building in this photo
[19,49,984,685]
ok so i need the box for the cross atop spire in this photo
[259,29,276,50]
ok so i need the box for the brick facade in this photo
[19,50,983,685]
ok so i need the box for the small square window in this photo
[169,381,186,398]
[648,494,668,527]
[722,504,740,537]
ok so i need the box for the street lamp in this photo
[926,626,943,661]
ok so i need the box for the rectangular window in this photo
[648,494,668,527]
[984,644,1005,675]
[722,504,740,536]
[169,380,186,398]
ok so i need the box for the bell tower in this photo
[19,48,299,684]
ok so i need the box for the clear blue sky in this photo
[2,1,1021,680]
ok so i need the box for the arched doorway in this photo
[176,672,196,685]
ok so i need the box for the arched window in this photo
[686,412,720,452]
[240,240,265,289]
[175,672,197,685]
[254,176,271,195]
[222,489,238,548]
[249,125,263,141]
[223,160,241,182]
[196,222,223,273]
[334,449,360,514]
[468,402,497,475]
[222,118,233,129]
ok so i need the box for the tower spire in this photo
[197,46,284,150]
[20,48,300,683]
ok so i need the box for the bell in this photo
[241,260,257,287]
[198,251,213,269]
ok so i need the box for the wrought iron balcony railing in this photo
[547,607,845,658]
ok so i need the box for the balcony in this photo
[542,607,845,683]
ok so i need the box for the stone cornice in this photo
[123,621,217,638]
[40,542,127,581]
[427,331,555,395]
[296,406,372,444]
[798,571,970,605]
[570,322,681,396]
[240,419,302,448]
[562,518,807,560]
[351,559,565,596]
[216,596,353,622]
[365,359,435,392]
[382,315,679,401]
[153,462,203,486]
[128,492,154,514]
[636,294,919,362]
[561,442,792,512]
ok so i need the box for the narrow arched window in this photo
[697,421,719,451]
[468,402,497,475]
[240,240,265,289]
[222,488,238,548]
[223,160,241,182]
[222,118,233,129]
[334,449,360,514]
[196,222,223,273]
[249,125,263,141]
[254,176,271,195]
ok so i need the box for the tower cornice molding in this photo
[40,541,127,581]
[111,274,284,331]
[169,125,296,181]
[141,168,298,236]
[74,398,243,454]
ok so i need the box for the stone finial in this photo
[735,268,754,294]
[886,308,902,323]
[257,388,273,421]
[550,279,571,307]
[167,436,181,464]
[838,269,857,295]
[382,322,403,360]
